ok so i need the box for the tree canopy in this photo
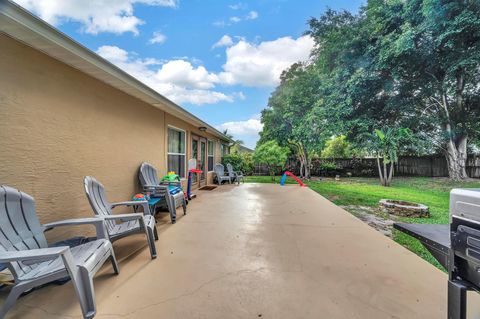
[321,135,352,159]
[258,0,480,180]
[253,141,289,180]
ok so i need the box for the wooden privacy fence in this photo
[254,155,480,178]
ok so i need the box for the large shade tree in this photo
[306,0,480,180]
[259,63,328,179]
[257,1,480,181]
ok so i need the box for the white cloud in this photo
[212,20,226,27]
[149,31,167,44]
[217,114,263,148]
[219,35,314,86]
[13,0,177,35]
[94,35,313,105]
[229,16,241,23]
[229,3,246,10]
[212,35,234,49]
[245,11,258,20]
[214,10,259,27]
[155,60,220,90]
[96,45,236,105]
[97,45,131,62]
[234,92,246,100]
[171,56,202,65]
[216,116,263,137]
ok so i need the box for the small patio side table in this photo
[131,197,163,215]
[146,197,163,215]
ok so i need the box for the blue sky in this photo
[15,0,364,148]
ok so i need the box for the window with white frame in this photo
[167,127,186,178]
[208,140,215,171]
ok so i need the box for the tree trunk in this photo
[298,157,309,179]
[303,146,311,179]
[304,158,311,180]
[299,160,304,178]
[289,140,310,180]
[383,161,389,186]
[445,134,468,180]
[377,156,385,186]
[387,162,394,186]
[440,74,468,181]
[269,167,275,182]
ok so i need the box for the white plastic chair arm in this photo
[43,218,108,239]
[111,201,151,215]
[0,246,69,263]
[101,213,144,221]
[111,200,147,207]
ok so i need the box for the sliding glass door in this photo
[191,134,207,186]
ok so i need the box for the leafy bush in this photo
[253,141,289,180]
[223,152,255,175]
[240,152,254,175]
[223,153,243,170]
[318,161,337,177]
[321,135,352,158]
[319,161,337,171]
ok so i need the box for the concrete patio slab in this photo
[2,183,478,318]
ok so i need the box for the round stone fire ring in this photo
[379,199,430,218]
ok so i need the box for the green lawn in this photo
[245,175,480,269]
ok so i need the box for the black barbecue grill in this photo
[394,189,480,319]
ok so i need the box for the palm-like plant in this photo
[372,128,411,187]
[222,129,244,152]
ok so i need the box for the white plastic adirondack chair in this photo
[84,176,158,259]
[226,163,245,184]
[0,185,119,319]
[139,162,186,224]
[214,163,231,185]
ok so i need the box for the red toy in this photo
[280,171,306,187]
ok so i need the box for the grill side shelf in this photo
[394,223,450,269]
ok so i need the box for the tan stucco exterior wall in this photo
[0,34,227,240]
